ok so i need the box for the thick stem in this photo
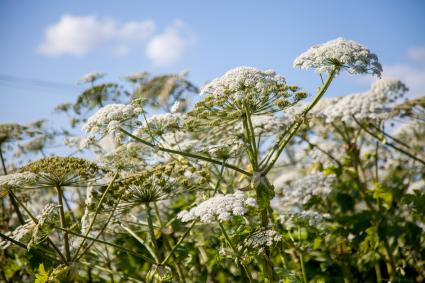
[374,263,382,283]
[261,68,338,174]
[146,203,162,262]
[56,185,71,262]
[300,253,308,283]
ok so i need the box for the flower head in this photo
[0,123,26,144]
[80,72,106,83]
[243,228,282,250]
[177,191,257,223]
[19,156,103,187]
[186,67,304,128]
[312,78,408,125]
[0,172,38,194]
[82,103,143,142]
[293,37,382,77]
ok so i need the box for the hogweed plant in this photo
[1,38,424,282]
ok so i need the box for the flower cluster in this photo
[0,203,57,250]
[186,67,305,128]
[293,37,382,76]
[273,172,335,226]
[177,191,257,223]
[19,156,103,187]
[196,138,246,160]
[276,172,335,206]
[82,103,143,142]
[243,228,282,249]
[0,123,26,144]
[309,79,408,126]
[133,113,184,136]
[80,72,106,83]
[120,160,210,208]
[0,172,38,190]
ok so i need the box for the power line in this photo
[0,74,81,93]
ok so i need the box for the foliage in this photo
[1,37,424,283]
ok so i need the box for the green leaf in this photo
[34,263,49,283]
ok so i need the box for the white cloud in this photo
[145,20,192,67]
[407,47,425,64]
[38,15,155,56]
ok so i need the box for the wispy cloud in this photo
[38,15,193,67]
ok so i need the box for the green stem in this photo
[56,185,71,261]
[146,203,162,262]
[213,160,226,196]
[73,172,119,260]
[11,191,67,263]
[121,223,158,263]
[383,237,396,279]
[218,222,253,282]
[161,220,196,265]
[120,128,251,176]
[0,145,25,224]
[353,116,425,165]
[261,67,338,174]
[300,252,308,283]
[58,227,155,264]
[75,192,124,261]
[374,263,382,283]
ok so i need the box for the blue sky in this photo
[1,0,425,126]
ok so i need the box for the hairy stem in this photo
[56,185,71,262]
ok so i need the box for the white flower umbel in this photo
[133,113,184,136]
[82,103,143,142]
[0,203,57,250]
[80,72,106,83]
[177,191,257,223]
[272,172,335,226]
[196,137,246,160]
[313,79,408,126]
[243,228,282,250]
[186,67,305,127]
[0,221,35,249]
[0,172,38,189]
[293,37,382,77]
[278,172,335,206]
